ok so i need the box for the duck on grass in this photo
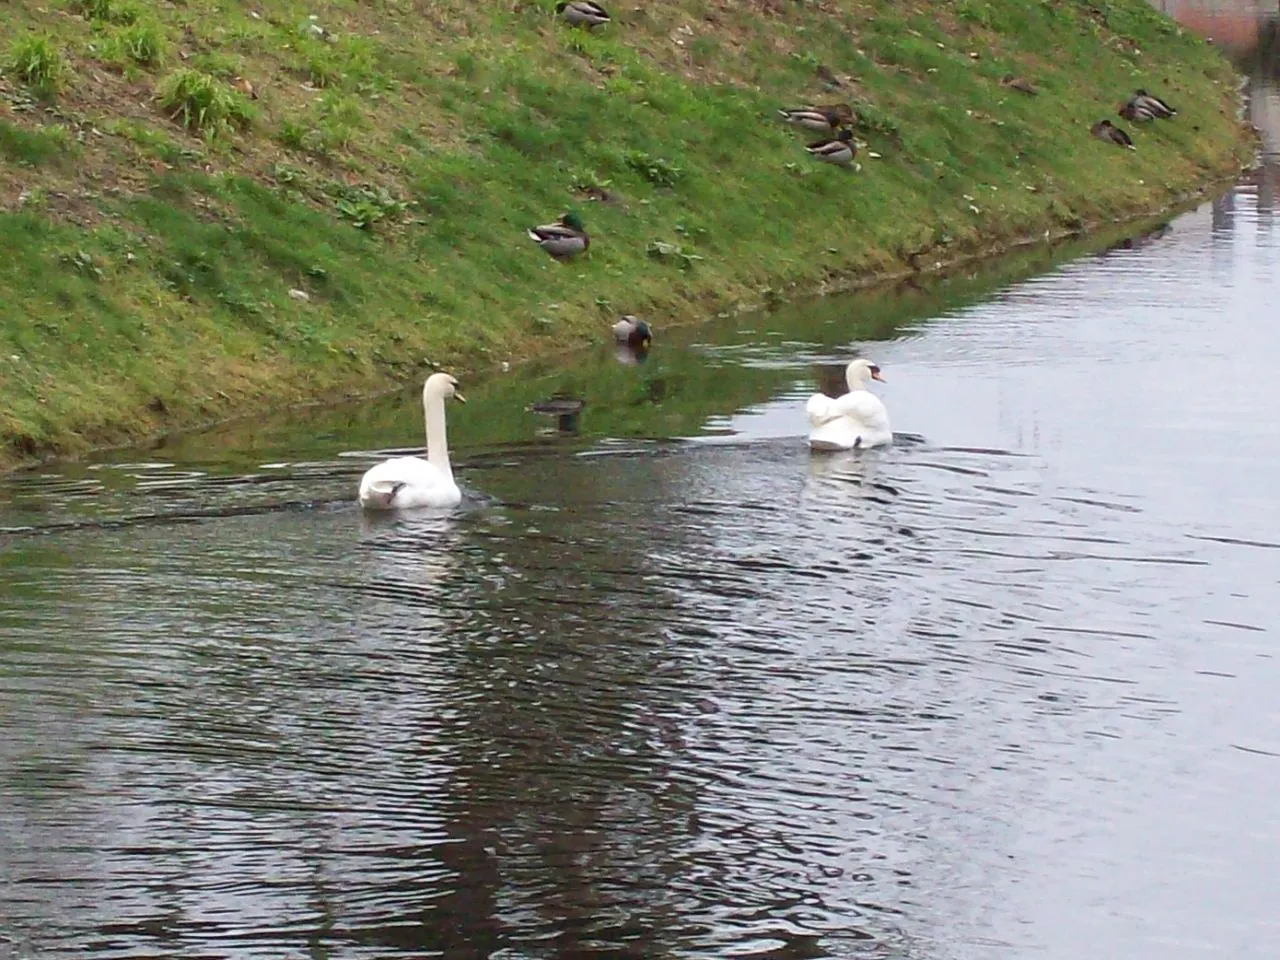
[528,212,590,261]
[557,1,610,27]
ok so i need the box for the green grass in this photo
[0,122,74,167]
[0,0,1254,468]
[73,0,140,25]
[104,20,166,69]
[5,34,69,96]
[155,69,254,138]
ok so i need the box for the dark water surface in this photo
[3,148,1280,960]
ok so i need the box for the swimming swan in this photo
[358,372,466,510]
[806,358,892,451]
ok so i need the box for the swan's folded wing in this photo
[832,391,890,432]
[806,393,842,427]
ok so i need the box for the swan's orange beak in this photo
[454,392,467,404]
[871,370,886,382]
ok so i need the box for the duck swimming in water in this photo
[611,315,653,348]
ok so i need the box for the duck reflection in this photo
[528,395,586,435]
[614,342,651,366]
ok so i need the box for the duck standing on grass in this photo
[528,212,590,261]
[806,127,857,166]
[556,1,610,27]
[1091,119,1135,150]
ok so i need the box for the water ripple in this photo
[3,175,1280,959]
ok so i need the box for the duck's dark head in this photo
[560,210,586,231]
[836,127,854,142]
[631,320,653,347]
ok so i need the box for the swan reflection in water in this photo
[804,442,890,496]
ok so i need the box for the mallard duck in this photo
[778,102,855,132]
[1118,100,1157,122]
[1000,74,1037,95]
[611,315,653,348]
[1127,89,1176,119]
[806,127,856,165]
[1091,119,1135,149]
[556,1,610,27]
[528,212,589,260]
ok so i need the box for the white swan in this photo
[806,358,892,451]
[358,372,466,510]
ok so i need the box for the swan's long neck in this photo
[423,391,452,478]
[846,371,869,393]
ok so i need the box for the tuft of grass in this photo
[190,50,242,80]
[6,35,69,96]
[155,69,254,138]
[624,151,684,188]
[328,183,409,230]
[106,20,166,68]
[74,0,139,25]
[277,92,366,157]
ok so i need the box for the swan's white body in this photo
[358,373,465,510]
[806,358,892,451]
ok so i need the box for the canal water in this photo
[3,61,1280,960]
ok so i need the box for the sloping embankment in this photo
[0,0,1254,468]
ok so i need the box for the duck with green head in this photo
[528,212,590,260]
[611,314,653,348]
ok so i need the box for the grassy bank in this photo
[0,0,1253,469]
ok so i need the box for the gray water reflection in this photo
[4,131,1280,960]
